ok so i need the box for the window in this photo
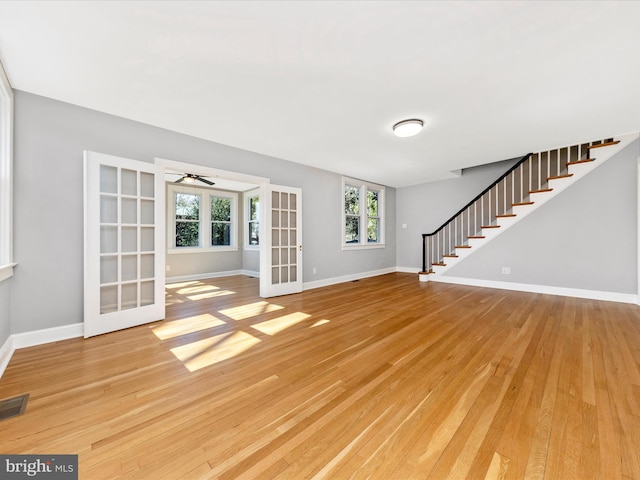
[168,184,237,253]
[342,178,385,249]
[0,59,13,282]
[244,190,260,249]
[175,193,200,247]
[211,195,231,246]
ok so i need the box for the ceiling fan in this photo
[172,173,215,186]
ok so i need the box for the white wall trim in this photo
[11,323,84,349]
[396,266,421,274]
[433,275,638,304]
[637,154,640,306]
[0,335,15,379]
[303,267,396,291]
[0,323,83,379]
[166,269,260,284]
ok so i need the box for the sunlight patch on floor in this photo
[170,331,261,372]
[187,289,236,301]
[252,312,311,335]
[151,313,226,340]
[219,301,284,321]
[165,281,201,290]
[311,319,330,328]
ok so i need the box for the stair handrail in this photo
[420,153,531,273]
[422,152,532,240]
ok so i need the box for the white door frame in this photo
[154,157,271,283]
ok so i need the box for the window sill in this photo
[244,245,260,252]
[0,263,17,283]
[168,247,238,255]
[341,243,386,251]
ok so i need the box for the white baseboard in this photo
[11,323,84,349]
[396,266,421,274]
[0,323,83,379]
[433,275,638,304]
[166,269,260,284]
[303,267,397,291]
[0,335,15,379]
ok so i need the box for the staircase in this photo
[419,132,639,281]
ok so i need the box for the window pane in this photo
[249,222,259,245]
[345,216,359,243]
[175,193,199,220]
[212,223,231,245]
[176,221,199,247]
[250,196,259,221]
[345,185,359,215]
[368,218,379,243]
[211,196,231,222]
[367,190,379,216]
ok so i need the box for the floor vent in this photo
[0,393,29,421]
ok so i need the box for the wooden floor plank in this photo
[1,273,640,479]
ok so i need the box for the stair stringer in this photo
[420,132,639,281]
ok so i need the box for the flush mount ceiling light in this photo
[393,119,424,138]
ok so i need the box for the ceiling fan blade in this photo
[197,176,215,186]
[174,176,185,183]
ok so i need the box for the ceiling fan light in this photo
[393,119,423,138]
[182,175,195,184]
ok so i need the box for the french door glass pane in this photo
[122,198,137,224]
[100,196,117,223]
[100,226,117,254]
[140,281,154,306]
[121,283,138,310]
[100,165,117,194]
[140,254,154,279]
[121,255,137,282]
[100,256,117,284]
[100,285,118,314]
[121,169,137,196]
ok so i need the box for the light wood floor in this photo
[2,273,640,479]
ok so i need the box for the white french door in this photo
[260,184,303,297]
[84,151,165,337]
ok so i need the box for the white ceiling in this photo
[1,1,639,188]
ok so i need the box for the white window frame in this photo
[167,184,238,254]
[244,189,260,251]
[341,177,385,250]
[0,59,14,282]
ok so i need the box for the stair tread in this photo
[455,245,472,249]
[547,173,573,181]
[433,262,446,266]
[496,214,516,218]
[512,201,534,206]
[529,188,553,194]
[443,254,459,258]
[481,225,501,229]
[588,140,619,149]
[566,159,594,166]
[467,236,485,239]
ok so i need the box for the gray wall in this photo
[396,158,520,270]
[11,91,396,334]
[445,139,639,294]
